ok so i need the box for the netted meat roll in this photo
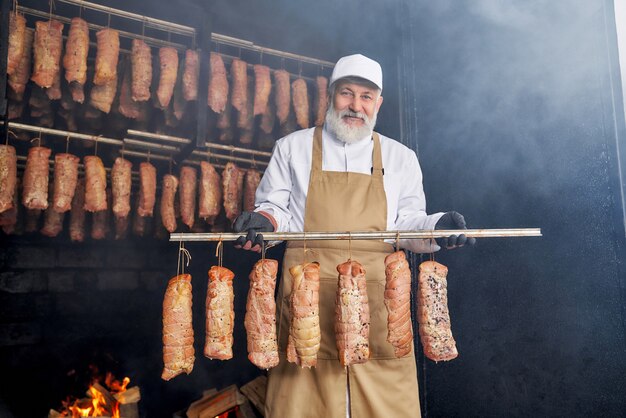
[83,156,107,212]
[0,145,17,214]
[162,274,195,380]
[287,262,321,368]
[131,39,152,102]
[31,20,64,89]
[198,161,222,225]
[94,28,119,85]
[205,266,235,360]
[111,157,132,219]
[22,146,51,210]
[52,153,80,213]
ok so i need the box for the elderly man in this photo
[233,54,474,418]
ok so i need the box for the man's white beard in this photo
[324,105,377,144]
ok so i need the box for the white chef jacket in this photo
[255,126,445,253]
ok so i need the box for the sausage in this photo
[93,28,119,85]
[205,266,235,360]
[138,162,157,217]
[90,74,118,114]
[208,52,229,113]
[198,161,222,225]
[286,262,321,368]
[0,145,17,214]
[23,146,51,210]
[179,166,197,229]
[315,76,328,126]
[230,58,248,113]
[292,78,310,129]
[222,162,244,223]
[31,20,64,89]
[69,178,86,242]
[417,261,458,362]
[156,47,178,108]
[41,184,64,238]
[8,28,33,100]
[160,174,178,233]
[131,39,152,102]
[243,169,261,212]
[111,157,132,219]
[162,274,195,380]
[83,156,107,212]
[8,13,26,76]
[335,259,370,366]
[274,69,291,125]
[253,64,271,116]
[182,49,199,101]
[52,153,80,213]
[245,259,279,369]
[91,190,111,240]
[63,17,89,85]
[384,251,413,358]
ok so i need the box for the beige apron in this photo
[265,127,421,418]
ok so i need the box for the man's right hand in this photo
[232,211,275,252]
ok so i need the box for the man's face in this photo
[325,81,383,144]
[332,81,383,127]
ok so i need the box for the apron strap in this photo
[371,132,384,178]
[312,126,323,174]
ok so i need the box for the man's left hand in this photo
[434,211,476,249]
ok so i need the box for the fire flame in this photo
[59,375,130,417]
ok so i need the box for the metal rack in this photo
[169,228,543,242]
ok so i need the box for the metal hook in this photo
[107,11,111,28]
[65,134,70,154]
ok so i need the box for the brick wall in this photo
[0,236,270,418]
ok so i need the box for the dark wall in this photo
[400,0,626,416]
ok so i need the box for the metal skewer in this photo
[169,228,542,242]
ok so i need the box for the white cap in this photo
[330,54,383,92]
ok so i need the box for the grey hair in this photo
[328,76,381,100]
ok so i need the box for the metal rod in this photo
[169,228,543,242]
[5,121,124,146]
[123,138,179,152]
[17,5,187,50]
[191,149,268,167]
[127,129,273,158]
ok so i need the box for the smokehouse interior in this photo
[1,0,626,417]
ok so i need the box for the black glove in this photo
[232,211,275,252]
[434,211,476,249]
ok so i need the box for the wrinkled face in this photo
[325,81,384,144]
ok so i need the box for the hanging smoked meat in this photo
[114,215,129,240]
[315,76,328,126]
[245,259,279,370]
[280,105,297,137]
[259,99,276,135]
[91,190,111,240]
[31,20,64,89]
[90,74,118,114]
[8,28,33,100]
[179,166,197,229]
[93,28,119,85]
[69,178,86,242]
[243,168,261,212]
[208,52,228,113]
[132,195,148,237]
[0,179,20,235]
[23,146,51,210]
[137,162,157,217]
[417,261,458,362]
[8,12,26,76]
[52,153,79,213]
[111,157,132,219]
[205,266,235,360]
[274,69,291,125]
[160,174,178,233]
[41,184,64,237]
[253,64,271,116]
[0,145,17,214]
[119,59,142,119]
[230,58,248,113]
[198,161,222,225]
[84,155,107,212]
[25,209,42,233]
[217,100,233,144]
[156,47,178,109]
[69,80,85,104]
[237,79,254,143]
[222,162,244,223]
[287,262,321,368]
[162,274,195,381]
[182,49,199,101]
[292,78,309,129]
[131,39,152,102]
[63,17,89,87]
[335,259,370,366]
[172,59,187,121]
[384,251,414,358]
[45,50,63,101]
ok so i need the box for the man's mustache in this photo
[339,109,369,122]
